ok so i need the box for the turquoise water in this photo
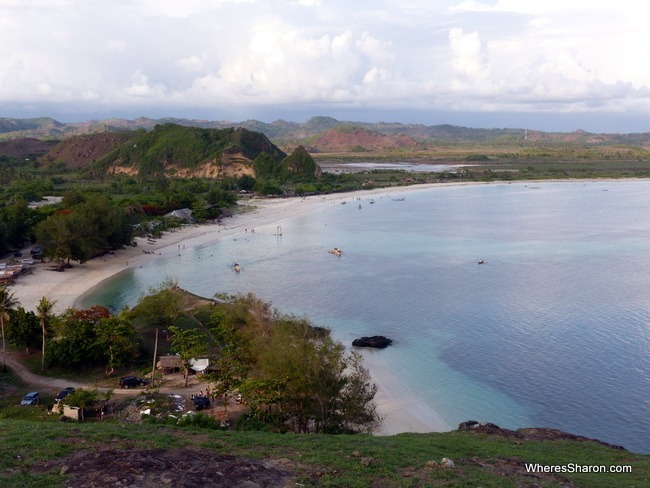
[82,181,650,453]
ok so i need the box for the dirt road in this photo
[2,351,200,399]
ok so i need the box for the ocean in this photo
[82,181,650,453]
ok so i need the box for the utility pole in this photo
[151,328,159,388]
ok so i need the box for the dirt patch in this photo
[38,448,294,487]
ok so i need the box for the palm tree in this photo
[36,296,56,372]
[0,286,19,371]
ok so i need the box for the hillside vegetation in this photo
[0,416,647,487]
[95,124,288,177]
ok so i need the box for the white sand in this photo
[9,180,573,434]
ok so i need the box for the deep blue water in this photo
[82,181,650,453]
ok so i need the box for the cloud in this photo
[121,70,167,99]
[103,39,127,53]
[177,55,207,73]
[0,0,647,129]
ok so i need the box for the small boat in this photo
[369,199,375,204]
[392,197,405,201]
[232,263,241,272]
[328,248,343,256]
[477,260,485,265]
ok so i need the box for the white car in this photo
[21,259,34,265]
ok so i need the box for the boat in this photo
[232,263,241,272]
[477,260,485,265]
[328,248,343,256]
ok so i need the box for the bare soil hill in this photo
[0,138,58,158]
[308,126,422,153]
[39,132,137,168]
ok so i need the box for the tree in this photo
[253,319,379,434]
[64,388,99,420]
[0,287,18,371]
[206,293,379,433]
[281,146,318,179]
[35,213,78,265]
[3,197,35,249]
[7,307,40,354]
[204,344,248,413]
[36,195,133,265]
[36,296,56,372]
[132,279,184,328]
[168,326,208,387]
[46,306,109,369]
[94,314,138,377]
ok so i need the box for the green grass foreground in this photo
[0,418,647,487]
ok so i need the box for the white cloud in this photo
[122,70,167,99]
[177,55,207,73]
[0,0,647,128]
[103,38,127,53]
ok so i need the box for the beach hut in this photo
[156,355,183,373]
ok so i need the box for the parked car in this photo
[119,376,146,388]
[20,392,40,406]
[30,245,44,256]
[192,395,210,410]
[21,258,34,265]
[55,387,75,403]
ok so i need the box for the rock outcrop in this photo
[457,420,627,450]
[352,336,393,349]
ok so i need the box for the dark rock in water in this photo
[352,336,393,348]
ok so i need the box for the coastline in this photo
[13,181,485,314]
[9,178,642,435]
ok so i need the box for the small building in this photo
[156,355,183,372]
[163,208,195,223]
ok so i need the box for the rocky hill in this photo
[93,124,296,179]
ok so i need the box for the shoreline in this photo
[8,178,645,435]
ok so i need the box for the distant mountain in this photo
[0,116,648,149]
[307,126,423,153]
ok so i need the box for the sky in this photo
[1,0,649,133]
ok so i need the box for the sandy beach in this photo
[6,180,535,435]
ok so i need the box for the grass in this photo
[0,419,647,487]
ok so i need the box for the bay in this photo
[82,181,650,453]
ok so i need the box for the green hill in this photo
[95,124,287,176]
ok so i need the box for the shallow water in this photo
[83,181,650,453]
